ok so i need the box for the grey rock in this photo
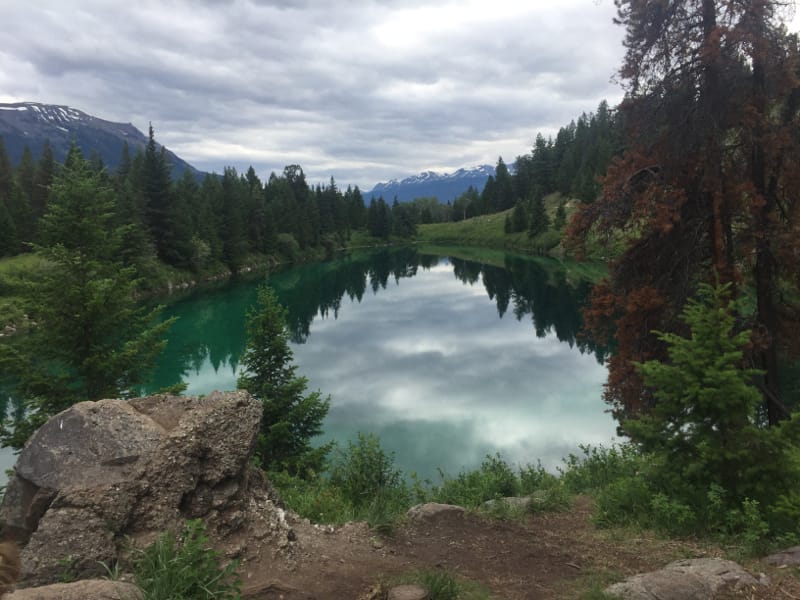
[387,583,430,600]
[605,558,764,600]
[7,579,143,599]
[406,503,465,522]
[765,545,800,566]
[482,496,532,511]
[0,391,296,586]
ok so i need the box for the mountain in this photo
[364,165,495,203]
[0,102,201,178]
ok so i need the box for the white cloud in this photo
[0,0,626,188]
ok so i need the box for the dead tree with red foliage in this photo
[569,0,800,429]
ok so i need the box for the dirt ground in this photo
[238,497,800,600]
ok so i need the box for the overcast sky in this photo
[1,0,629,189]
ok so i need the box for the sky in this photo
[0,0,628,189]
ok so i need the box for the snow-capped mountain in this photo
[0,102,200,178]
[365,165,495,203]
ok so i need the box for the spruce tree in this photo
[237,285,331,477]
[32,140,55,228]
[0,137,18,254]
[0,148,174,448]
[630,283,800,507]
[528,189,549,238]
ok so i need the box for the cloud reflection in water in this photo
[289,258,615,479]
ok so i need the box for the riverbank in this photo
[0,210,605,336]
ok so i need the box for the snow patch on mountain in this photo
[366,165,495,203]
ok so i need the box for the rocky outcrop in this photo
[765,545,800,566]
[406,503,465,522]
[0,391,296,587]
[6,579,143,599]
[605,558,766,600]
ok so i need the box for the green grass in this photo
[132,520,241,600]
[416,192,571,256]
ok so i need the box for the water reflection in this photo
[141,248,615,478]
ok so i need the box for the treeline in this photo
[0,128,402,271]
[447,100,622,233]
[0,101,622,266]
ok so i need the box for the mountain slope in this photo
[0,102,201,178]
[365,165,494,203]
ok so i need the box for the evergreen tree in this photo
[219,167,248,271]
[237,285,331,477]
[528,189,549,237]
[0,149,174,448]
[494,157,514,212]
[32,140,56,232]
[14,146,36,245]
[0,137,18,254]
[506,199,528,234]
[630,283,800,507]
[141,125,192,267]
[391,198,416,238]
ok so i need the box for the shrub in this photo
[329,433,405,509]
[275,233,299,261]
[593,475,653,529]
[559,444,643,494]
[132,520,241,600]
[268,471,354,525]
[431,454,519,508]
[649,493,696,536]
[528,482,573,514]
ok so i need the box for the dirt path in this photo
[238,498,800,600]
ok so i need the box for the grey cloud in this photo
[1,0,625,187]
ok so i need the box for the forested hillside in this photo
[0,97,624,273]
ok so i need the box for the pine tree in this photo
[32,140,56,231]
[528,189,549,238]
[507,199,528,234]
[14,146,36,245]
[237,285,331,476]
[630,283,800,506]
[0,137,18,254]
[0,148,174,448]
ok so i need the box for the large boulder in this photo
[6,579,143,599]
[0,391,296,587]
[605,558,766,600]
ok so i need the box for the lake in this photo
[141,246,616,480]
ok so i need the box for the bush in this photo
[649,493,696,536]
[593,475,653,529]
[528,482,573,514]
[431,454,520,508]
[276,233,299,261]
[132,520,241,600]
[560,444,643,494]
[268,471,354,525]
[329,433,405,509]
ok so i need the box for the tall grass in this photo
[132,520,241,600]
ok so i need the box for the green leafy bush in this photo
[560,444,643,494]
[329,432,405,509]
[593,475,653,529]
[133,520,241,600]
[431,454,520,507]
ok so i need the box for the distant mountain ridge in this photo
[0,101,201,178]
[365,165,495,203]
